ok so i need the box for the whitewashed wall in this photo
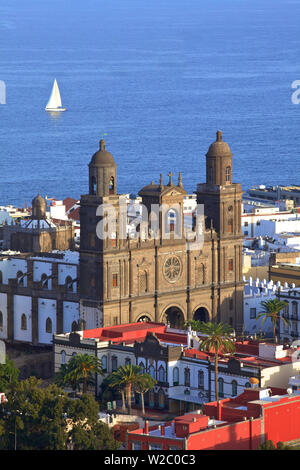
[63,301,79,333]
[14,295,32,342]
[33,261,52,289]
[0,293,7,340]
[38,298,57,344]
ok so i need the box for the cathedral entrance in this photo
[193,307,209,323]
[165,307,185,329]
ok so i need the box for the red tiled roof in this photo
[63,197,79,212]
[67,207,80,221]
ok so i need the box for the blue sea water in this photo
[0,0,300,207]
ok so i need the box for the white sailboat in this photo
[45,79,66,112]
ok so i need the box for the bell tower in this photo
[196,130,243,332]
[89,139,117,197]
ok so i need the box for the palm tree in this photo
[257,299,290,342]
[197,322,235,403]
[55,354,104,394]
[108,365,141,414]
[134,374,157,415]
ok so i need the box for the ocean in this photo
[0,0,300,206]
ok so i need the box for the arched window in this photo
[218,377,224,398]
[61,350,66,365]
[112,356,118,371]
[158,365,165,383]
[0,311,3,331]
[109,176,114,194]
[149,390,155,407]
[101,355,107,372]
[245,382,251,389]
[21,314,27,331]
[184,368,190,387]
[41,273,48,289]
[46,317,52,334]
[65,276,73,290]
[228,218,233,233]
[125,358,131,366]
[158,390,165,409]
[232,380,238,396]
[173,367,179,386]
[292,301,298,319]
[225,166,231,184]
[17,271,24,287]
[198,370,204,390]
[149,365,155,379]
[167,209,177,233]
[91,176,97,195]
[71,321,78,332]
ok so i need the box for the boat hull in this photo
[45,107,66,112]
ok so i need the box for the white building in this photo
[0,251,79,346]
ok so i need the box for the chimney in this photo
[144,420,149,434]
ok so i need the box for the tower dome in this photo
[88,139,117,197]
[205,131,233,186]
[89,139,116,167]
[206,130,232,157]
[32,193,47,220]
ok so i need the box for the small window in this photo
[198,370,204,390]
[65,276,73,290]
[112,274,118,287]
[228,259,234,272]
[125,358,131,366]
[71,321,78,331]
[250,308,256,319]
[184,368,190,387]
[232,380,238,396]
[61,350,66,365]
[229,299,233,310]
[46,317,52,334]
[90,275,95,287]
[218,377,224,398]
[101,355,107,372]
[225,166,231,184]
[21,314,27,331]
[173,367,179,386]
[41,273,48,289]
[0,311,3,331]
[112,356,118,371]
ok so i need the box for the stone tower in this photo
[196,131,244,330]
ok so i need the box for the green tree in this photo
[0,377,118,450]
[197,322,235,403]
[134,374,157,415]
[67,394,119,450]
[109,365,142,414]
[0,356,19,393]
[257,299,290,341]
[55,354,104,394]
[258,440,293,450]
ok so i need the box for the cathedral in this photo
[79,131,244,332]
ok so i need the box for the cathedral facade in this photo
[79,131,244,332]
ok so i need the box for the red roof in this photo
[67,207,80,222]
[63,197,79,212]
[83,322,166,344]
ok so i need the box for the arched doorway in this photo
[165,306,185,328]
[193,307,209,323]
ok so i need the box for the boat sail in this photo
[45,79,66,112]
